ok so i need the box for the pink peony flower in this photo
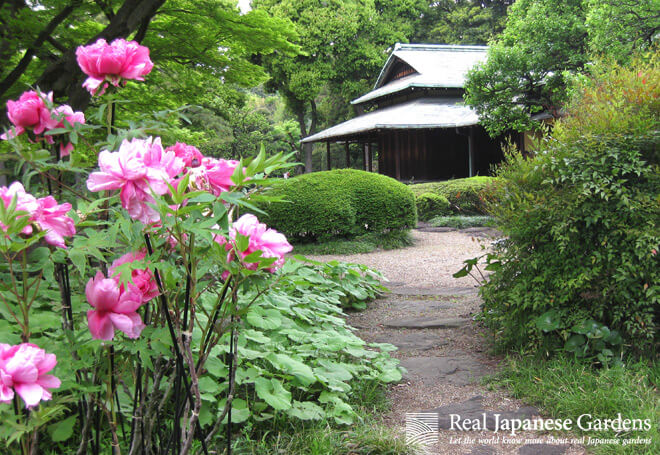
[165,142,203,168]
[0,182,75,248]
[86,137,184,224]
[0,182,39,234]
[76,38,153,95]
[0,343,61,408]
[109,250,159,303]
[188,157,240,196]
[215,214,292,272]
[2,91,85,157]
[33,196,76,249]
[85,271,146,340]
[42,105,85,157]
[1,91,53,139]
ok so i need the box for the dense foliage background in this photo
[481,56,659,359]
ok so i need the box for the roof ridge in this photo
[394,43,488,52]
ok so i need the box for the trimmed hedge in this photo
[256,169,417,242]
[410,176,497,215]
[416,192,451,221]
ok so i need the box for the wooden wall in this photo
[377,127,506,181]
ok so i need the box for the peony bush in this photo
[0,38,401,454]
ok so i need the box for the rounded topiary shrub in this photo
[410,176,497,214]
[416,192,451,221]
[256,169,417,242]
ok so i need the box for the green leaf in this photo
[267,353,316,386]
[48,415,76,442]
[377,367,402,383]
[564,334,586,353]
[287,401,325,420]
[254,377,291,410]
[245,307,282,330]
[452,267,469,278]
[535,310,562,332]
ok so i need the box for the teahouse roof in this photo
[301,98,478,143]
[351,44,487,105]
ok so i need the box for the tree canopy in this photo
[465,0,659,137]
[0,0,298,112]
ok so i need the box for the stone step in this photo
[390,286,479,297]
[374,333,448,351]
[384,317,470,329]
[400,355,491,385]
[423,395,538,430]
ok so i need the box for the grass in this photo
[292,230,414,255]
[232,380,415,454]
[427,215,493,229]
[485,355,659,454]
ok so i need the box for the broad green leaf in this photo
[254,377,291,410]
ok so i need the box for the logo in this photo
[405,412,438,453]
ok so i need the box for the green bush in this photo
[416,192,451,221]
[428,215,493,229]
[410,176,497,215]
[257,169,417,242]
[480,56,659,356]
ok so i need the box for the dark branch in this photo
[0,0,81,98]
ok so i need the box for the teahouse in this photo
[301,43,527,181]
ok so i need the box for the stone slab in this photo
[384,317,470,329]
[422,396,538,430]
[518,444,567,455]
[397,300,454,311]
[469,446,496,455]
[374,333,448,351]
[401,356,491,385]
[390,286,479,297]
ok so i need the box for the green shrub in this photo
[428,215,493,229]
[416,192,451,221]
[480,56,659,355]
[410,176,497,214]
[257,169,417,242]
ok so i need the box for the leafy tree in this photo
[253,0,418,172]
[413,0,512,45]
[465,0,659,137]
[0,0,298,113]
[586,0,659,62]
[464,0,588,136]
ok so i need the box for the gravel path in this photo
[307,229,498,289]
[310,229,586,455]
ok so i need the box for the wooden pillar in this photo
[394,132,401,180]
[345,141,350,168]
[367,143,373,172]
[468,127,475,177]
[326,141,331,171]
[304,142,313,173]
[363,143,369,171]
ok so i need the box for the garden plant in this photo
[0,38,402,455]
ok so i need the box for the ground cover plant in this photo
[255,169,417,242]
[410,176,497,215]
[291,231,414,256]
[477,56,659,357]
[0,38,403,455]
